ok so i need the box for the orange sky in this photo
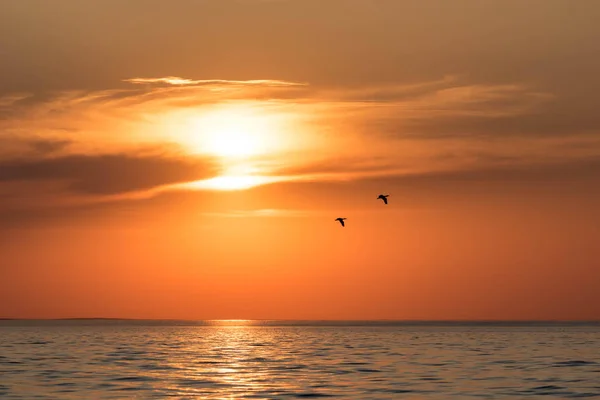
[1,0,599,320]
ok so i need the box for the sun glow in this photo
[157,102,312,190]
[184,175,282,191]
[184,105,284,159]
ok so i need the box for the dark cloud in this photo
[395,157,600,186]
[0,153,217,195]
[388,106,600,140]
[27,139,71,155]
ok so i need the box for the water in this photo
[1,321,599,399]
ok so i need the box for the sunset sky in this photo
[1,0,599,320]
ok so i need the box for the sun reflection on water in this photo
[172,322,285,397]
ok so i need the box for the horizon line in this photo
[1,318,599,323]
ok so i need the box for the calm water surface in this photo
[0,321,599,399]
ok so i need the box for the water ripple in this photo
[0,324,599,398]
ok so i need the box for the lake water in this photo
[1,321,599,399]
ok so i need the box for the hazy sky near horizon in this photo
[1,0,599,320]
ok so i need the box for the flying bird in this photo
[377,194,390,204]
[335,217,347,227]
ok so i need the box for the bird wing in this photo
[383,197,388,204]
[340,219,345,226]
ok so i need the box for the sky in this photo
[1,0,599,320]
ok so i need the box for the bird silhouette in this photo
[377,194,389,204]
[335,217,347,227]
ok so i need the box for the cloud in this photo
[252,155,600,207]
[0,93,31,108]
[0,152,217,196]
[272,156,404,181]
[124,76,307,87]
[309,80,556,139]
[267,132,600,186]
[0,137,70,160]
[27,139,71,155]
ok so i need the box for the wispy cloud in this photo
[312,81,554,124]
[124,76,307,87]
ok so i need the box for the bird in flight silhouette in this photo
[377,194,389,204]
[335,217,347,227]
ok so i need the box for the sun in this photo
[185,104,280,159]
[201,113,259,158]
[163,102,307,191]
